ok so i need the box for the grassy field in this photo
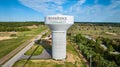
[13,60,77,67]
[24,44,44,56]
[0,36,31,59]
[13,40,86,67]
[68,24,120,39]
[0,26,47,59]
[13,23,120,67]
[41,30,51,38]
[67,39,87,67]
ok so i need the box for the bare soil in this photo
[26,25,38,29]
[66,53,75,63]
[0,37,16,40]
[0,32,17,37]
[105,32,117,36]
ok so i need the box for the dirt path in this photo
[66,53,75,63]
[0,37,17,40]
[72,43,90,67]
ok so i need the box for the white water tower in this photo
[45,14,74,60]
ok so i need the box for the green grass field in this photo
[13,60,77,67]
[0,26,47,59]
[67,42,78,56]
[13,40,86,67]
[0,36,31,59]
[24,44,43,56]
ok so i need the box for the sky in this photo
[0,0,120,22]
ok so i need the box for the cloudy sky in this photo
[0,0,120,22]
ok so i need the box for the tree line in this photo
[72,34,120,67]
[74,22,120,27]
[0,22,44,32]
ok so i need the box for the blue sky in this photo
[0,0,120,22]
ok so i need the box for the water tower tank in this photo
[45,14,74,60]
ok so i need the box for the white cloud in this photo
[68,0,120,22]
[19,0,86,15]
[19,0,120,22]
[53,0,66,5]
[19,0,67,15]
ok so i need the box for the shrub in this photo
[10,34,16,37]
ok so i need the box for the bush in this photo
[10,34,16,37]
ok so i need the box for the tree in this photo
[96,38,102,45]
[108,45,114,52]
[103,38,111,47]
[87,40,96,47]
[10,34,16,37]
[115,54,120,66]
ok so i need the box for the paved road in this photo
[21,49,51,59]
[0,40,32,65]
[0,30,48,65]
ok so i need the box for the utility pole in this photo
[90,55,92,67]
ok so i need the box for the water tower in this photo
[45,14,74,60]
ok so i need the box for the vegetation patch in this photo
[0,22,47,59]
[67,42,78,56]
[13,59,76,67]
[73,33,120,67]
[68,23,120,39]
[13,40,87,67]
[24,44,44,56]
[0,36,32,59]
